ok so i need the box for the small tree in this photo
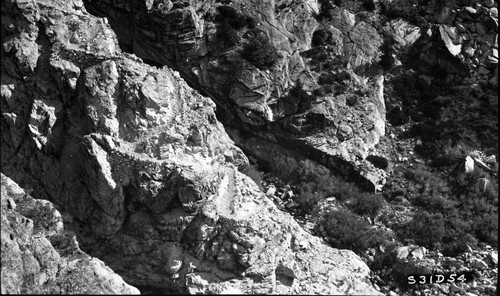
[241,29,279,70]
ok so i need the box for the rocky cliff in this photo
[1,174,140,294]
[81,0,498,192]
[83,0,389,191]
[1,0,382,294]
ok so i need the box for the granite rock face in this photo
[1,0,382,294]
[381,0,498,85]
[1,174,140,294]
[84,0,388,190]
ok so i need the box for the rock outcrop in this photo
[1,174,140,294]
[84,0,388,190]
[1,0,382,294]
[384,0,498,85]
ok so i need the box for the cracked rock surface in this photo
[1,174,140,294]
[84,0,388,190]
[1,0,382,294]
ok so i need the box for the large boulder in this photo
[1,0,382,294]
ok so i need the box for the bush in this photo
[395,161,498,250]
[379,38,396,71]
[246,16,257,29]
[349,193,385,221]
[318,73,336,85]
[413,194,457,214]
[442,233,477,257]
[217,26,240,47]
[241,164,264,190]
[282,82,316,112]
[366,155,389,170]
[362,0,376,11]
[217,5,238,19]
[311,29,331,47]
[313,87,327,97]
[380,0,419,22]
[270,155,387,219]
[396,211,445,249]
[241,29,279,70]
[321,209,392,254]
[270,154,299,181]
[296,184,324,211]
[474,213,498,246]
[346,95,358,107]
[317,0,336,20]
[321,209,370,251]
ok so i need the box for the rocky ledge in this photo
[1,0,381,294]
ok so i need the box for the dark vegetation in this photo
[241,29,279,70]
[261,154,390,254]
[264,66,498,275]
[213,6,257,47]
[321,209,393,253]
[279,82,317,115]
[379,0,430,27]
[268,154,386,215]
[300,44,350,96]
[311,29,333,47]
[241,163,265,190]
[386,73,498,155]
[379,36,397,71]
[361,0,376,11]
[316,0,337,20]
[385,162,498,256]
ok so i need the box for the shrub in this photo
[349,193,385,221]
[321,209,370,252]
[246,16,257,29]
[282,82,316,112]
[389,186,407,199]
[362,0,376,11]
[270,154,299,181]
[311,29,331,47]
[321,209,392,254]
[313,87,327,97]
[474,213,498,246]
[270,155,387,218]
[413,194,457,214]
[330,179,363,202]
[346,95,358,107]
[396,211,445,249]
[323,84,334,94]
[297,159,330,183]
[241,29,279,70]
[318,73,336,85]
[380,0,419,21]
[366,155,389,170]
[241,164,264,190]
[217,5,238,19]
[317,0,336,20]
[296,184,324,211]
[217,26,239,47]
[442,233,477,257]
